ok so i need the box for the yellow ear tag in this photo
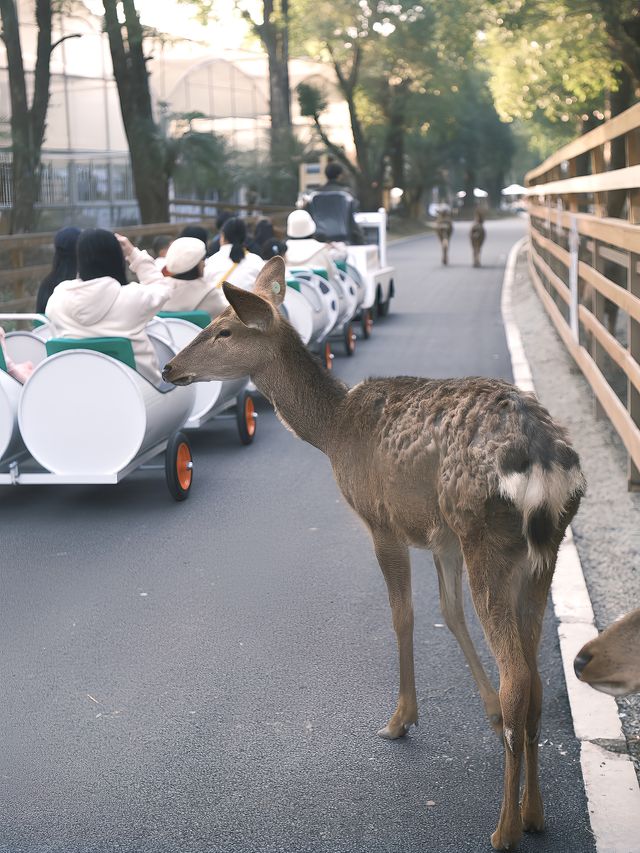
[272,282,281,294]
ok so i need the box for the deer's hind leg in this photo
[517,570,552,834]
[433,538,501,734]
[462,532,533,852]
[371,529,418,740]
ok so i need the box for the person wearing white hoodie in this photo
[159,237,227,318]
[204,217,264,292]
[45,229,175,386]
[285,209,339,278]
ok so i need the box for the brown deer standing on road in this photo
[163,257,586,851]
[471,209,486,267]
[436,206,453,265]
[575,608,640,696]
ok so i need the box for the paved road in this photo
[1,219,596,853]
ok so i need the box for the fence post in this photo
[569,215,579,341]
[626,127,640,489]
[590,238,607,419]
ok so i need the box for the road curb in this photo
[501,237,640,853]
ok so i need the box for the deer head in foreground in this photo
[574,608,640,696]
[163,256,586,851]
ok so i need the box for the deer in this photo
[435,206,453,265]
[471,209,486,268]
[574,607,640,696]
[162,257,586,851]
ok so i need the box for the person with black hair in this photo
[247,218,274,255]
[180,225,210,255]
[204,216,264,291]
[152,234,173,267]
[208,210,234,256]
[36,227,81,314]
[45,229,176,385]
[308,161,364,245]
[319,161,354,195]
[160,237,226,317]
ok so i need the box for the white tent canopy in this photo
[502,183,527,196]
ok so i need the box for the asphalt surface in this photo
[1,219,596,853]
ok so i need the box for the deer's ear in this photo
[223,282,276,331]
[253,256,286,306]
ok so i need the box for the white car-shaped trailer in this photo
[148,311,257,444]
[351,208,395,320]
[284,270,340,370]
[0,318,198,501]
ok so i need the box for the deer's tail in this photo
[497,416,586,573]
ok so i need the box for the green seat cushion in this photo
[0,346,7,373]
[32,318,45,328]
[335,260,347,272]
[286,277,300,293]
[46,337,136,371]
[312,267,329,280]
[157,310,211,329]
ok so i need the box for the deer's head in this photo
[162,256,287,385]
[574,607,640,696]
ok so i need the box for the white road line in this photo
[501,236,640,853]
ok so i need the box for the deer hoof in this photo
[490,824,522,850]
[377,720,416,739]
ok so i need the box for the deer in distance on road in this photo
[471,208,486,267]
[435,206,453,265]
[163,257,586,851]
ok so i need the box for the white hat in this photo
[287,209,316,239]
[165,237,206,275]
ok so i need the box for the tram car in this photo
[0,315,198,500]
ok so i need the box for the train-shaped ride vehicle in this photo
[0,310,257,501]
[281,202,395,370]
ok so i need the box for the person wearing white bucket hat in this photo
[156,237,227,318]
[285,210,340,283]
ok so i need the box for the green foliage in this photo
[166,120,235,200]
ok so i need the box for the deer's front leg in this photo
[371,530,418,739]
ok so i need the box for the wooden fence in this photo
[0,199,291,313]
[525,102,640,489]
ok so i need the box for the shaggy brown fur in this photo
[163,257,586,851]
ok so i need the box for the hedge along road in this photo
[0,218,596,853]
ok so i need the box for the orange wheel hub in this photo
[245,396,256,437]
[325,342,332,370]
[176,442,192,491]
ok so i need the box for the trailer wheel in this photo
[344,322,356,356]
[361,308,374,339]
[378,293,390,317]
[324,341,333,371]
[166,431,193,501]
[237,390,257,445]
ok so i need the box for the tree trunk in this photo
[0,0,52,233]
[259,0,295,202]
[103,0,169,223]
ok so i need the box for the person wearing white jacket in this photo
[285,209,340,279]
[159,237,227,318]
[204,217,264,292]
[45,229,175,386]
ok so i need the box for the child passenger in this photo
[45,229,175,386]
[204,217,264,291]
[159,237,227,318]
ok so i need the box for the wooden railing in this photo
[525,102,640,489]
[0,200,291,313]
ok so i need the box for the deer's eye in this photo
[217,329,231,339]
